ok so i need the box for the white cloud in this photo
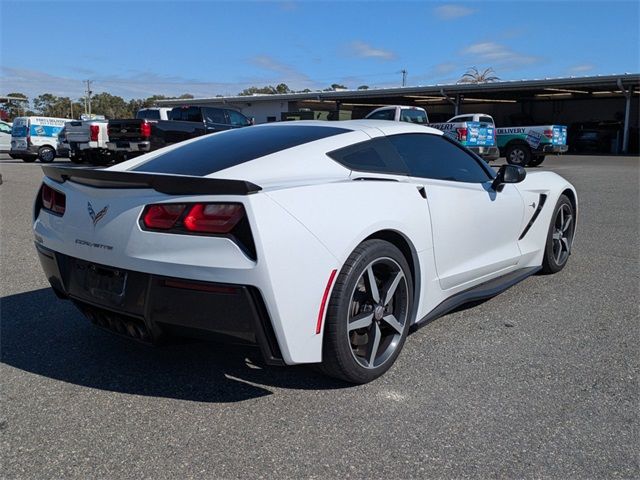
[569,64,595,73]
[0,66,250,100]
[461,41,540,66]
[434,62,458,75]
[349,41,396,61]
[434,4,475,19]
[248,55,321,90]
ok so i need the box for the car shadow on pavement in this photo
[1,288,351,403]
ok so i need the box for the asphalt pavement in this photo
[1,154,638,479]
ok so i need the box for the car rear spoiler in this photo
[41,166,262,195]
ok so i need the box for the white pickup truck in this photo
[64,116,111,165]
[365,106,499,161]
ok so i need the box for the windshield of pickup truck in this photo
[400,109,429,124]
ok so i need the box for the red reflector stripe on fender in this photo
[316,269,338,335]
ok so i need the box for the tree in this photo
[357,85,369,90]
[238,86,277,96]
[2,92,30,120]
[458,67,500,84]
[90,92,130,118]
[275,83,291,94]
[33,94,79,118]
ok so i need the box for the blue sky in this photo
[1,0,639,100]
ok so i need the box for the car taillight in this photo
[457,127,468,142]
[90,124,100,142]
[183,204,245,233]
[143,204,187,230]
[41,183,66,215]
[140,202,254,258]
[544,129,554,138]
[141,203,245,234]
[140,121,151,138]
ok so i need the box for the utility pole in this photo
[84,80,93,116]
[401,69,407,87]
[70,98,74,119]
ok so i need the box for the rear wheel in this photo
[505,143,531,166]
[541,195,575,274]
[90,153,112,166]
[38,146,56,163]
[320,239,413,384]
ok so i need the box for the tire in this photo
[69,152,84,164]
[505,143,531,166]
[37,146,56,163]
[21,156,36,163]
[320,239,413,384]
[90,153,111,166]
[528,155,546,167]
[541,195,575,274]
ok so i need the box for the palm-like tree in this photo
[458,67,500,84]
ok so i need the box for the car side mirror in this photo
[492,164,526,191]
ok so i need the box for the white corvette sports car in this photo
[34,120,577,383]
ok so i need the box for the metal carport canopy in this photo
[156,73,639,106]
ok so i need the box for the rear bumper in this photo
[106,141,151,153]
[542,144,568,154]
[36,243,284,365]
[469,145,500,161]
[10,145,39,156]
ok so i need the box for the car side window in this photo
[480,116,494,124]
[0,123,11,134]
[227,109,250,127]
[204,108,226,124]
[368,109,395,120]
[327,137,408,175]
[387,133,492,183]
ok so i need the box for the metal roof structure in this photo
[157,73,640,106]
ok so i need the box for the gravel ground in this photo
[1,154,638,479]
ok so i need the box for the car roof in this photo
[272,119,443,136]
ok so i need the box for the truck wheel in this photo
[38,146,56,163]
[91,154,111,166]
[528,156,546,167]
[505,144,531,167]
[69,152,84,164]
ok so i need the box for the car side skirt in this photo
[411,266,541,330]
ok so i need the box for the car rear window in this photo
[136,109,160,120]
[132,125,349,176]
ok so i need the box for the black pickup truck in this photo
[106,106,252,161]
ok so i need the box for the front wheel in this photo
[320,239,413,384]
[38,146,56,163]
[541,195,575,274]
[505,144,531,166]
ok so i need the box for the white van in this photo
[0,121,12,152]
[10,116,68,162]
